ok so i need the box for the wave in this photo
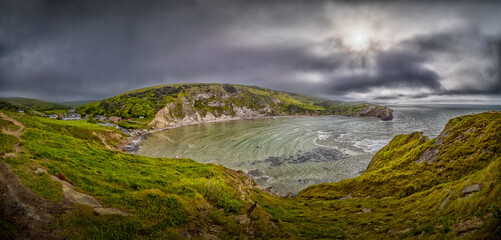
[353,139,390,153]
[316,130,331,141]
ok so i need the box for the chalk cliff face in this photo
[149,97,271,129]
[77,83,393,128]
[147,85,393,128]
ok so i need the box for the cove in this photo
[135,105,499,194]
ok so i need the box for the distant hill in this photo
[0,100,21,112]
[59,100,98,108]
[77,83,393,128]
[0,97,68,113]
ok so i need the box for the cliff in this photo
[77,83,393,128]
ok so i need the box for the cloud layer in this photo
[0,0,500,103]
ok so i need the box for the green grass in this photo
[41,109,68,115]
[59,100,98,108]
[2,114,265,238]
[0,133,18,155]
[0,97,68,112]
[0,101,21,114]
[1,111,499,239]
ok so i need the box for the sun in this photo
[343,27,373,52]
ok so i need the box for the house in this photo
[18,109,24,113]
[94,115,107,121]
[49,114,58,119]
[109,116,122,123]
[62,113,81,120]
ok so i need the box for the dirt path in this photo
[0,112,25,157]
[0,162,67,239]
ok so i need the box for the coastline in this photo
[119,110,394,154]
[119,115,296,153]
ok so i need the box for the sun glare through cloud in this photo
[343,26,373,52]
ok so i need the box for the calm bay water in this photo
[136,105,500,194]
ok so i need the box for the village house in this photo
[109,116,122,123]
[62,112,81,120]
[94,115,107,121]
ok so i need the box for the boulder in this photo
[234,215,251,225]
[461,184,482,198]
[452,217,484,233]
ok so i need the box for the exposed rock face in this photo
[149,96,271,129]
[356,105,393,121]
[149,94,393,129]
[371,107,393,121]
[417,147,439,164]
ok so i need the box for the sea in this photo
[135,105,501,194]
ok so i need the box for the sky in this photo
[0,0,500,104]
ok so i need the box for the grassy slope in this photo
[59,100,98,108]
[0,118,19,155]
[76,83,385,121]
[1,112,277,239]
[0,97,68,113]
[1,110,499,239]
[286,111,501,238]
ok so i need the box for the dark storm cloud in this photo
[401,28,501,96]
[314,26,501,100]
[325,49,442,93]
[0,0,216,100]
[0,0,500,103]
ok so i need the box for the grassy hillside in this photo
[59,100,99,108]
[0,113,277,239]
[0,111,499,239]
[0,100,20,113]
[76,84,392,124]
[291,111,500,238]
[0,97,68,113]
